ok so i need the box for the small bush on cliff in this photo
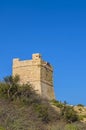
[64,124,79,130]
[77,104,84,107]
[51,100,79,123]
[0,75,20,100]
[61,105,79,123]
[34,104,50,123]
[0,75,39,104]
[51,99,64,108]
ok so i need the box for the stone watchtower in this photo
[12,53,55,100]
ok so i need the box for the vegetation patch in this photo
[0,75,86,130]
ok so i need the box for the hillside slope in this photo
[0,76,86,130]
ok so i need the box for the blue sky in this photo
[0,0,86,105]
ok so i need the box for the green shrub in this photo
[61,106,79,123]
[77,104,84,107]
[51,99,64,108]
[34,104,50,123]
[65,124,79,130]
[0,75,39,105]
[78,115,84,120]
[0,75,20,100]
[78,114,86,121]
[0,126,5,130]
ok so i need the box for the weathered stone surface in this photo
[12,53,55,100]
